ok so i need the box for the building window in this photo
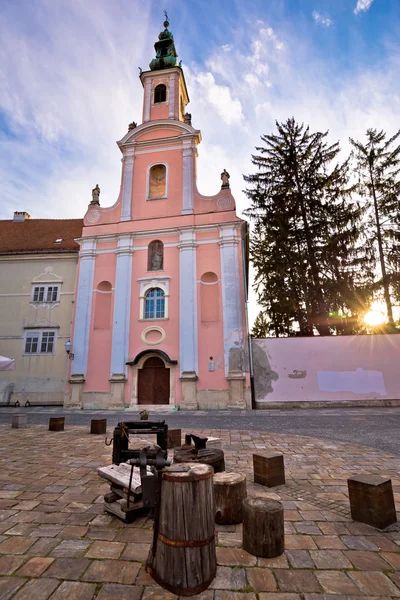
[154,84,167,103]
[24,331,56,354]
[32,285,59,303]
[148,240,164,271]
[144,288,165,319]
[148,164,167,199]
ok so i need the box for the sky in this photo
[1,0,400,325]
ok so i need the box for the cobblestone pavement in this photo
[1,407,400,455]
[0,424,399,599]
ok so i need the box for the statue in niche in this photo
[91,184,100,205]
[221,169,230,188]
[151,246,163,270]
[184,113,192,125]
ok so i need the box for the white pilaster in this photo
[178,229,198,375]
[182,145,194,215]
[71,238,96,377]
[144,80,152,122]
[120,153,135,222]
[219,226,244,376]
[110,235,134,378]
[169,74,176,119]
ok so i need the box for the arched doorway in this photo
[138,356,170,405]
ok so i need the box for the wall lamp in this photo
[65,340,74,360]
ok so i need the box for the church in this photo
[66,17,250,410]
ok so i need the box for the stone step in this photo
[125,404,175,413]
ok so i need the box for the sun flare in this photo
[363,310,386,327]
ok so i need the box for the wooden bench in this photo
[98,462,152,521]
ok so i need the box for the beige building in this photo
[0,212,83,406]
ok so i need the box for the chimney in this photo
[13,211,31,222]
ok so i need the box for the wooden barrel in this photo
[146,463,216,596]
[90,418,107,435]
[173,448,225,473]
[49,417,65,432]
[214,472,247,524]
[243,497,284,558]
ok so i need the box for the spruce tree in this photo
[244,118,373,336]
[350,129,400,328]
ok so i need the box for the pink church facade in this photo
[66,21,250,410]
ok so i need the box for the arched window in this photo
[94,281,112,329]
[148,240,164,271]
[154,84,167,103]
[144,288,165,319]
[200,272,219,322]
[148,163,167,199]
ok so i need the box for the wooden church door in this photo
[138,357,170,404]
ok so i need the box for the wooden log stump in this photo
[243,497,284,558]
[90,418,107,435]
[173,448,225,473]
[167,428,182,449]
[49,417,65,431]
[348,474,397,529]
[253,452,285,487]
[214,472,247,524]
[146,463,217,596]
[12,415,27,429]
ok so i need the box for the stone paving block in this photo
[294,523,322,536]
[85,540,124,559]
[5,523,37,536]
[0,535,37,554]
[29,525,64,538]
[121,542,151,562]
[0,554,26,575]
[216,547,257,567]
[258,595,300,600]
[313,536,346,549]
[95,584,144,600]
[275,570,321,593]
[49,581,97,600]
[141,586,179,599]
[215,593,256,600]
[314,570,361,595]
[345,549,393,570]
[58,525,88,539]
[82,559,140,584]
[15,556,54,577]
[44,557,90,580]
[245,567,277,591]
[12,577,60,600]
[348,571,400,596]
[209,566,246,590]
[381,551,400,569]
[285,535,317,550]
[340,535,379,551]
[309,550,352,569]
[135,565,155,585]
[285,550,315,569]
[27,537,60,556]
[115,528,153,543]
[50,540,92,558]
[0,577,27,599]
[257,555,289,569]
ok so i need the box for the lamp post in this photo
[65,340,74,360]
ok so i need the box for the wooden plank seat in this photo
[97,462,154,521]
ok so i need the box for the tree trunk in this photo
[243,497,284,558]
[214,472,247,524]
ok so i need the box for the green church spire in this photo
[149,12,179,71]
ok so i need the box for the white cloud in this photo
[312,11,334,27]
[221,44,232,52]
[192,72,245,126]
[354,0,374,14]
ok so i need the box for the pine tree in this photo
[244,118,373,336]
[350,129,400,328]
[251,311,270,338]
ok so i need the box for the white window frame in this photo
[23,330,57,355]
[31,284,60,303]
[146,162,169,201]
[138,277,170,320]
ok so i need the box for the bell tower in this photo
[141,14,189,124]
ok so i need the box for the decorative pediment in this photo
[118,120,200,148]
[32,266,63,283]
[24,316,60,329]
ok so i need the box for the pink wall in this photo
[253,335,400,403]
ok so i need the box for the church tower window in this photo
[148,240,164,271]
[154,84,167,103]
[148,163,167,199]
[144,288,165,319]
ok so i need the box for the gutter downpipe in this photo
[241,228,256,410]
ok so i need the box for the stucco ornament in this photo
[86,210,100,223]
[221,169,230,188]
[216,196,232,210]
[91,184,100,205]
